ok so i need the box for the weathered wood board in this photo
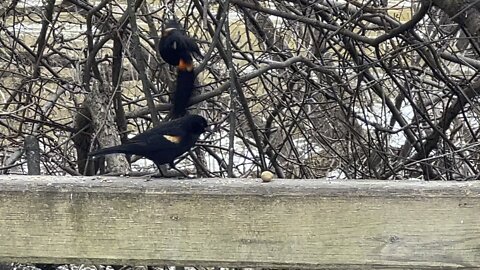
[0,176,479,269]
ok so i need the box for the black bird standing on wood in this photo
[88,115,208,171]
[158,20,202,67]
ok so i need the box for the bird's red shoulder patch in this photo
[163,135,182,144]
[178,58,194,71]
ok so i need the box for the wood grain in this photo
[0,176,479,269]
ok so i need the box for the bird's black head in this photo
[183,114,208,135]
[163,20,183,35]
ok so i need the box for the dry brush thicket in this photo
[0,0,479,180]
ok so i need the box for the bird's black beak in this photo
[163,28,176,34]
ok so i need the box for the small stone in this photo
[261,171,274,182]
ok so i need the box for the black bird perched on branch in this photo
[170,67,195,119]
[158,20,202,68]
[88,115,208,170]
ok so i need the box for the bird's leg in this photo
[169,162,191,178]
[148,163,167,178]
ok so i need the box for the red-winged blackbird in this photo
[170,68,195,119]
[88,115,208,170]
[158,20,202,67]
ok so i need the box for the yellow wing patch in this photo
[163,135,182,144]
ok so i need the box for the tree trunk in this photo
[86,82,129,174]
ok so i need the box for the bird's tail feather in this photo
[88,145,133,157]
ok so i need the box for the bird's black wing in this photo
[166,32,201,56]
[128,121,188,144]
[88,131,184,157]
[183,37,202,57]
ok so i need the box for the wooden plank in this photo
[0,176,479,269]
